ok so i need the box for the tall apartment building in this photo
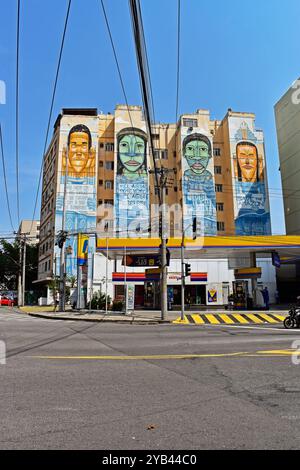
[37,106,274,306]
[17,219,40,245]
[275,80,300,234]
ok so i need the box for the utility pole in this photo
[17,237,23,307]
[57,230,68,312]
[160,168,168,321]
[22,236,27,306]
[150,166,174,321]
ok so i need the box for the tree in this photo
[0,239,38,291]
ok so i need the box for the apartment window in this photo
[174,186,178,192]
[217,221,225,231]
[161,149,168,160]
[100,143,104,148]
[214,166,222,175]
[183,118,197,128]
[215,184,223,193]
[105,180,114,190]
[104,199,114,206]
[216,202,224,211]
[98,199,103,205]
[99,179,103,185]
[153,149,160,160]
[214,148,221,157]
[151,133,159,140]
[173,151,177,158]
[99,161,103,167]
[105,142,114,152]
[105,161,114,170]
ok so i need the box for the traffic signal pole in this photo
[180,236,185,321]
[160,171,168,321]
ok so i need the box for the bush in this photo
[111,300,124,311]
[91,291,111,310]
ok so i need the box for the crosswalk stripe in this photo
[243,313,264,324]
[204,314,221,324]
[218,314,235,324]
[191,314,205,324]
[186,314,196,324]
[257,313,278,323]
[231,314,249,324]
[271,314,285,321]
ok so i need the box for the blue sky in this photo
[1,0,300,235]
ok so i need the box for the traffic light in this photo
[56,230,68,249]
[192,217,197,240]
[185,263,191,277]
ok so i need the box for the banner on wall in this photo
[115,128,149,236]
[77,234,89,266]
[181,130,217,236]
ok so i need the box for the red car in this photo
[0,297,15,307]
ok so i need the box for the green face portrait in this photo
[118,134,145,173]
[184,139,210,175]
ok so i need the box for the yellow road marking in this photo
[243,313,264,324]
[218,314,235,324]
[191,314,205,324]
[258,313,278,323]
[271,314,285,321]
[231,313,249,324]
[28,349,298,361]
[204,314,220,324]
[28,352,248,360]
[173,315,189,324]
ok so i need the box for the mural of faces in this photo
[63,124,95,177]
[183,134,211,175]
[236,142,258,183]
[117,131,146,175]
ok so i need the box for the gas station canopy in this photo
[96,235,300,262]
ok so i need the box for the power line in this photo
[175,0,181,123]
[129,0,160,203]
[99,0,138,137]
[15,0,21,224]
[0,124,16,233]
[29,0,72,234]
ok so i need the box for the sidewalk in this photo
[18,306,289,324]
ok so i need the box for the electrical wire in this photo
[29,0,72,234]
[0,124,16,233]
[15,0,20,224]
[129,0,161,203]
[175,0,181,123]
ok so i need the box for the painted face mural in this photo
[115,128,149,235]
[230,120,271,236]
[236,142,258,183]
[184,136,211,175]
[182,133,217,236]
[55,122,97,277]
[62,125,95,178]
[118,133,146,176]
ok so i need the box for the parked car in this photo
[0,296,15,307]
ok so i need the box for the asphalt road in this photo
[1,307,300,450]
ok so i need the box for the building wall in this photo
[275,80,300,234]
[37,106,273,301]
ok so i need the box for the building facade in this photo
[17,220,40,245]
[275,79,300,234]
[37,106,274,306]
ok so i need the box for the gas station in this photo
[95,235,300,310]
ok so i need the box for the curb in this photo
[26,312,171,325]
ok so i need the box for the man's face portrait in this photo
[237,143,258,182]
[68,131,90,175]
[118,134,145,173]
[184,138,210,175]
